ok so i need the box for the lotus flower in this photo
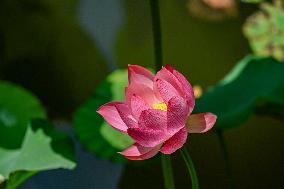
[97,65,217,160]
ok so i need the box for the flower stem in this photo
[149,0,163,72]
[149,1,175,188]
[161,154,175,189]
[180,147,199,189]
[216,130,235,189]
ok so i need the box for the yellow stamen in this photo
[153,102,167,111]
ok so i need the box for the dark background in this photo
[0,0,283,188]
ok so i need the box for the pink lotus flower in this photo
[97,65,217,160]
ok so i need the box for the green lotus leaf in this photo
[195,56,284,129]
[73,70,134,163]
[0,81,46,149]
[0,121,76,189]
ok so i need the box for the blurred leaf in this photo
[73,70,134,163]
[100,122,133,150]
[30,119,76,162]
[0,81,46,149]
[195,56,284,129]
[243,2,284,61]
[0,124,75,187]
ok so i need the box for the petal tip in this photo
[164,64,174,72]
[96,104,107,114]
[186,112,217,133]
[119,143,161,160]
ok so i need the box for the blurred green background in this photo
[0,0,283,188]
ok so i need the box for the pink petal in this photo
[128,65,154,88]
[154,79,180,103]
[97,102,129,132]
[172,69,195,110]
[115,103,138,129]
[127,127,167,147]
[186,113,217,133]
[138,109,167,131]
[155,67,185,97]
[160,127,188,154]
[167,96,190,134]
[127,109,168,147]
[130,95,150,119]
[120,143,161,160]
[125,84,161,106]
[164,64,174,72]
[128,65,154,81]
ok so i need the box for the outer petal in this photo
[160,127,188,154]
[130,94,150,119]
[120,143,161,160]
[171,68,195,110]
[167,96,190,134]
[154,79,180,103]
[127,127,167,147]
[186,113,217,133]
[115,103,138,129]
[97,102,128,132]
[126,84,161,106]
[155,67,185,98]
[128,65,154,88]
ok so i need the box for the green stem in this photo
[216,130,234,189]
[180,147,199,189]
[161,154,175,189]
[149,0,163,72]
[149,1,174,188]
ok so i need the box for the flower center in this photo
[153,102,167,111]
